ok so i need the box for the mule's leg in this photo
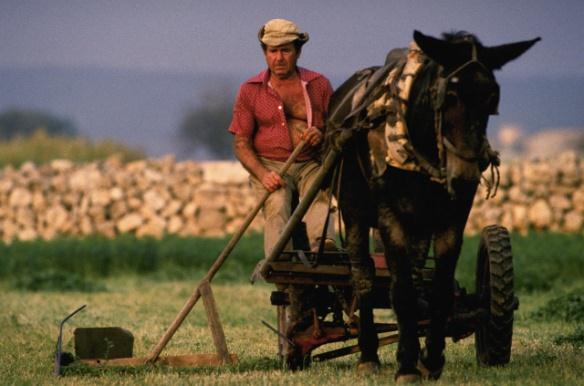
[345,217,380,367]
[422,191,474,379]
[377,209,421,379]
[338,134,380,370]
[419,227,460,379]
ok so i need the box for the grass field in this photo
[1,232,583,385]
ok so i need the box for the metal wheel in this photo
[475,225,516,366]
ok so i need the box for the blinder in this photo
[433,48,500,116]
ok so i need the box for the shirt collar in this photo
[246,67,322,85]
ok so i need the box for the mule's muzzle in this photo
[446,151,481,198]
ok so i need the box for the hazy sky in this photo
[1,0,582,79]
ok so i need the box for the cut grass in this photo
[1,231,582,383]
[1,278,584,385]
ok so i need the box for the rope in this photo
[480,156,500,200]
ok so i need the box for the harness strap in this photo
[315,161,340,259]
[339,64,397,129]
[434,108,447,179]
[403,143,444,182]
[443,137,480,162]
[335,158,346,248]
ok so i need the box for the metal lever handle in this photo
[54,304,86,376]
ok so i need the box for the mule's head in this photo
[413,30,540,195]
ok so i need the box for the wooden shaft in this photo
[146,140,308,363]
[200,280,230,363]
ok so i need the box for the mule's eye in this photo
[445,91,459,106]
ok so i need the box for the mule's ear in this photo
[481,37,541,70]
[413,30,465,67]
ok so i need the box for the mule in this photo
[324,30,539,381]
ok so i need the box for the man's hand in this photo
[234,135,284,193]
[260,170,283,192]
[301,126,323,147]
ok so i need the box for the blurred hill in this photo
[1,66,582,159]
[0,66,239,159]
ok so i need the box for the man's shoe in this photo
[312,238,339,252]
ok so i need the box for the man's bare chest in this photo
[272,82,307,121]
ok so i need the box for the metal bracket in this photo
[54,304,86,376]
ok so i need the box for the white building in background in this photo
[493,125,584,160]
[523,128,584,159]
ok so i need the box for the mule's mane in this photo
[441,31,483,46]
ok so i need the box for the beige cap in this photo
[258,18,309,47]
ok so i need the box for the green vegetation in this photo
[0,233,263,291]
[530,287,584,322]
[11,270,106,292]
[0,231,583,384]
[0,129,145,167]
[554,325,584,348]
[0,108,77,139]
[1,231,581,294]
[456,232,584,293]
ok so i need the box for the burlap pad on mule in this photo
[364,42,426,177]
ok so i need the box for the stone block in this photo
[200,161,249,184]
[91,189,111,207]
[197,208,226,231]
[50,159,74,172]
[135,216,166,239]
[74,327,134,359]
[9,188,32,207]
[109,187,124,201]
[18,227,37,241]
[167,215,183,234]
[143,189,166,212]
[564,211,583,232]
[117,213,143,233]
[549,194,571,211]
[528,199,553,229]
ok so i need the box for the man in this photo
[228,18,336,257]
[228,19,336,366]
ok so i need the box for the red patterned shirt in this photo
[228,67,333,162]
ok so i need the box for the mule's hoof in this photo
[285,352,311,371]
[395,373,421,384]
[418,349,444,380]
[356,361,380,376]
[417,360,442,381]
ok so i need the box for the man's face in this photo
[264,43,300,80]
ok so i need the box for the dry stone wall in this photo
[0,156,262,243]
[0,152,582,243]
[467,151,583,235]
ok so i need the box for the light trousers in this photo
[250,157,336,257]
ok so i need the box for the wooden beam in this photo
[199,280,231,364]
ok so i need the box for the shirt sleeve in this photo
[228,85,256,137]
